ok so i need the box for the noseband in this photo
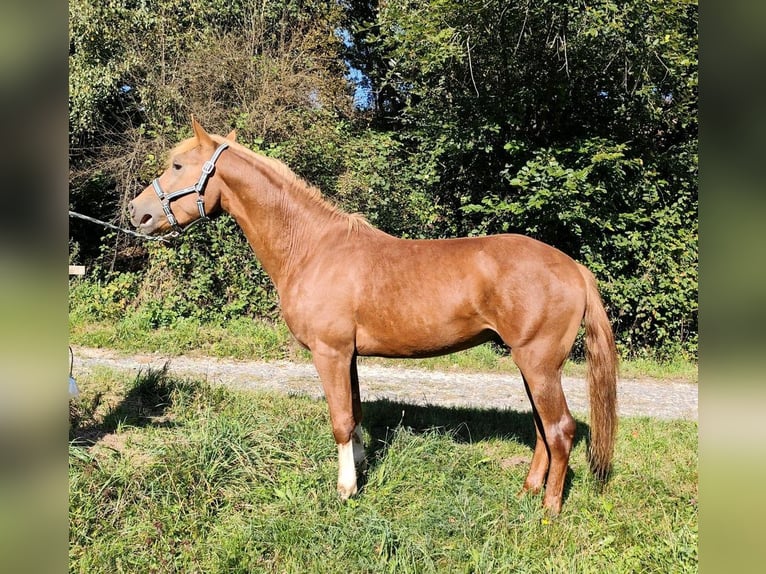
[151,142,229,232]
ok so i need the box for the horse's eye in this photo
[172,162,182,171]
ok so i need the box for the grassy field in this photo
[69,366,697,573]
[69,314,698,382]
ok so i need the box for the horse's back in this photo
[358,233,585,299]
[347,233,587,356]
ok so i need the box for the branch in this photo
[467,36,480,97]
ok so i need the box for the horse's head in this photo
[129,117,236,235]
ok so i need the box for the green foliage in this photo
[334,129,445,237]
[138,215,279,325]
[346,0,698,356]
[69,0,351,266]
[69,0,697,358]
[68,272,142,322]
[462,139,697,357]
[70,217,279,329]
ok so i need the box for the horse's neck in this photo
[220,152,345,289]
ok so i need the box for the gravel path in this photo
[71,346,697,421]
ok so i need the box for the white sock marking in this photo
[337,439,357,499]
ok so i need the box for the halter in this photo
[151,142,229,232]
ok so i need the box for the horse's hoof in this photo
[542,497,563,515]
[337,481,358,500]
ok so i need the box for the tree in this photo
[69,0,698,357]
[69,0,353,268]
[341,0,697,356]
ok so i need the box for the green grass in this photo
[70,368,698,573]
[69,313,697,383]
[69,314,310,362]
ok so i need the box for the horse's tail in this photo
[578,263,618,483]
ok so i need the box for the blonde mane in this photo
[204,136,374,233]
[174,134,374,234]
[166,137,199,162]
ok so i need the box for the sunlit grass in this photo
[70,312,697,384]
[69,367,697,573]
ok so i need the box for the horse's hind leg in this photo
[513,344,576,514]
[350,355,366,471]
[312,344,364,499]
[519,379,549,495]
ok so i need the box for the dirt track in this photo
[71,346,697,421]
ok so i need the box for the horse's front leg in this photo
[313,345,365,499]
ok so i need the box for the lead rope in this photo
[69,210,178,242]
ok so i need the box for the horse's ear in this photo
[225,129,237,142]
[191,115,214,147]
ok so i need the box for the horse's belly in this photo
[354,314,496,358]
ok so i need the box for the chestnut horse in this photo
[129,119,617,514]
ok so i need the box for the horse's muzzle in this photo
[128,196,165,234]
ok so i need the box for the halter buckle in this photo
[201,160,215,176]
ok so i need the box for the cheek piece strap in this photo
[150,142,229,232]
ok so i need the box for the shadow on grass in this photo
[359,398,591,503]
[69,367,594,504]
[69,364,181,446]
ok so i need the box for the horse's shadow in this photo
[359,398,591,504]
[69,364,179,446]
[70,366,591,505]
